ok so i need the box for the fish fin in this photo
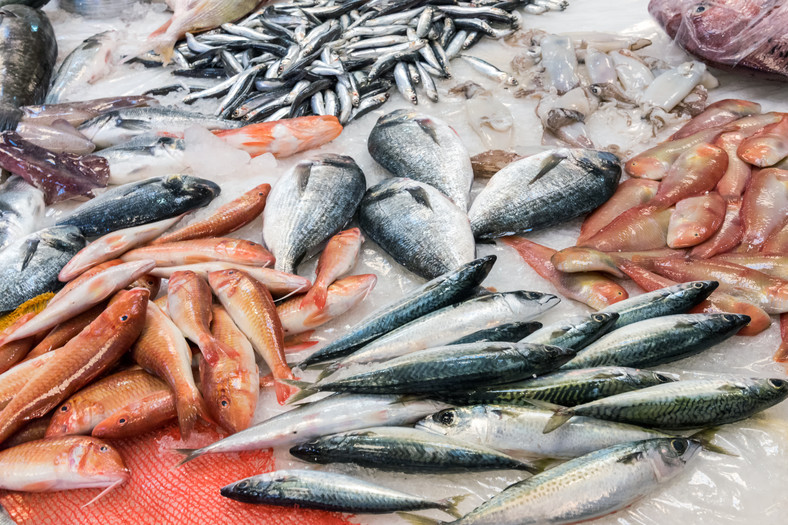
[542,408,573,434]
[81,477,126,508]
[396,512,443,525]
[174,448,201,467]
[690,428,738,456]
[300,284,328,310]
[438,494,468,519]
[0,106,21,132]
[530,152,566,184]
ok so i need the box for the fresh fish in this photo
[24,305,102,361]
[577,178,659,244]
[20,96,153,127]
[671,99,761,140]
[123,237,274,267]
[549,247,624,277]
[358,177,476,280]
[418,405,669,459]
[153,184,269,245]
[177,394,449,463]
[367,109,473,209]
[301,228,363,310]
[667,193,726,248]
[444,367,677,408]
[561,313,750,370]
[57,175,220,238]
[96,135,188,185]
[130,300,208,439]
[77,107,240,148]
[690,199,743,258]
[522,312,619,350]
[301,256,495,367]
[0,176,44,252]
[450,322,542,345]
[0,5,57,131]
[221,469,462,515]
[45,368,171,437]
[470,149,621,238]
[501,237,627,310]
[208,269,295,404]
[213,115,343,158]
[740,168,788,251]
[0,226,85,313]
[715,131,752,200]
[625,128,724,180]
[277,274,377,335]
[337,291,560,369]
[263,153,366,274]
[45,32,117,104]
[440,438,699,524]
[291,426,536,473]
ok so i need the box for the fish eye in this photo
[436,410,455,426]
[768,379,785,389]
[670,439,687,454]
[100,445,109,452]
[61,405,69,412]
[120,315,128,322]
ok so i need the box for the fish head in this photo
[416,406,486,440]
[69,437,129,487]
[651,438,702,479]
[163,175,221,204]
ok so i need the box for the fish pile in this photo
[138,0,567,124]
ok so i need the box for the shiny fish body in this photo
[0,176,45,252]
[262,153,366,274]
[96,134,187,185]
[358,177,475,280]
[469,149,621,239]
[367,109,473,209]
[45,31,116,104]
[522,312,619,351]
[301,255,495,367]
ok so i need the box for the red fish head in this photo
[69,437,129,486]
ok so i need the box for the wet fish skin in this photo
[0,226,85,313]
[368,109,473,209]
[301,255,496,367]
[562,313,750,370]
[522,312,619,351]
[290,426,537,473]
[0,5,57,131]
[46,31,116,105]
[470,149,621,238]
[359,177,476,280]
[263,153,366,274]
[0,176,45,252]
[56,175,220,238]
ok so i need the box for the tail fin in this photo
[300,284,328,310]
[542,407,574,434]
[690,428,738,456]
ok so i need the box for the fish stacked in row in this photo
[139,0,567,124]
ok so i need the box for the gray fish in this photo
[0,226,85,312]
[301,255,496,367]
[96,134,187,185]
[77,107,241,148]
[521,312,619,350]
[56,174,220,238]
[469,148,621,239]
[290,426,537,473]
[367,109,473,209]
[0,176,45,251]
[358,177,475,280]
[221,469,462,515]
[450,321,542,345]
[546,378,788,432]
[45,31,116,104]
[444,367,677,408]
[0,5,57,131]
[561,313,750,370]
[262,153,366,274]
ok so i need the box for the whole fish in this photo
[277,274,377,335]
[443,438,699,524]
[152,183,270,245]
[444,367,677,408]
[221,469,462,515]
[213,115,343,158]
[0,435,128,492]
[96,135,188,185]
[301,256,495,367]
[670,99,761,140]
[91,387,176,439]
[0,288,148,444]
[57,175,220,238]
[469,149,621,239]
[740,168,788,250]
[358,177,476,279]
[337,291,559,369]
[451,322,542,345]
[418,404,670,459]
[522,312,619,350]
[577,178,659,244]
[0,226,85,313]
[20,95,153,127]
[45,31,117,104]
[562,313,749,370]
[667,193,726,248]
[301,228,363,310]
[0,5,57,131]
[177,393,450,464]
[45,368,171,437]
[367,109,473,209]
[263,153,366,274]
[547,378,788,432]
[0,176,45,252]
[203,304,258,434]
[208,269,295,404]
[122,237,274,267]
[290,426,537,473]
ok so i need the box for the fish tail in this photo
[690,428,738,456]
[396,512,443,525]
[0,105,21,132]
[542,407,574,434]
[300,284,328,310]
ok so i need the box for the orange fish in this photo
[689,199,743,259]
[202,304,259,433]
[0,288,148,444]
[738,115,788,167]
[92,388,176,439]
[577,179,659,244]
[581,204,673,252]
[501,236,627,310]
[301,228,364,310]
[740,168,788,251]
[625,127,724,180]
[152,184,271,245]
[714,131,752,200]
[25,304,104,362]
[651,142,728,206]
[46,368,171,437]
[131,299,209,439]
[122,237,275,267]
[208,269,295,404]
[666,192,726,249]
[549,247,624,278]
[278,274,377,335]
[0,314,37,374]
[669,99,761,140]
[214,116,343,158]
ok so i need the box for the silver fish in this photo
[0,176,44,252]
[96,134,188,185]
[45,31,117,104]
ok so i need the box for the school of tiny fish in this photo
[0,1,786,525]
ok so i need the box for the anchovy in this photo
[522,312,619,350]
[0,176,45,251]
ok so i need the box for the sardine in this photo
[0,176,44,252]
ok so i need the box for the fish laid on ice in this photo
[45,31,117,105]
[213,115,343,158]
[96,135,188,185]
[0,176,44,252]
[301,228,363,310]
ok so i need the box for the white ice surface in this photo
[37,0,788,523]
